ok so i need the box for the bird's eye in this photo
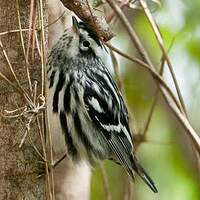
[83,40,90,47]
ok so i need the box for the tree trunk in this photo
[0,0,91,199]
[0,0,45,199]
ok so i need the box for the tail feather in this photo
[106,133,157,192]
[131,155,158,193]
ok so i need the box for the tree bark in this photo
[0,0,92,199]
[0,0,45,199]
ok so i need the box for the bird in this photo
[46,16,158,193]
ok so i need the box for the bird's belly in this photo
[46,86,66,154]
[46,81,110,163]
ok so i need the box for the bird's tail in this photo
[130,155,158,193]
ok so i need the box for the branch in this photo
[61,0,114,41]
[105,0,200,154]
[139,0,187,117]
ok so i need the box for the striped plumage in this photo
[46,17,157,193]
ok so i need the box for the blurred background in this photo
[91,0,200,199]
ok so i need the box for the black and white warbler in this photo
[46,16,157,193]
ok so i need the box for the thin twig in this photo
[26,0,35,65]
[45,10,66,29]
[28,132,45,160]
[37,1,51,199]
[163,88,200,153]
[142,90,159,137]
[38,0,55,199]
[35,32,42,57]
[2,106,27,118]
[45,106,55,199]
[104,6,200,152]
[107,0,127,23]
[0,29,29,36]
[18,116,45,160]
[142,37,175,138]
[139,0,187,117]
[106,43,183,113]
[25,0,35,63]
[2,94,45,119]
[142,56,165,138]
[38,0,46,97]
[106,0,188,115]
[5,106,27,114]
[36,115,51,200]
[110,48,125,93]
[19,114,34,148]
[127,180,133,200]
[99,162,112,200]
[31,3,38,62]
[33,81,38,105]
[109,43,137,138]
[16,0,33,95]
[106,0,155,67]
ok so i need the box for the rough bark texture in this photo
[0,0,93,199]
[0,0,45,199]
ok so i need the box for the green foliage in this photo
[183,0,200,31]
[186,38,200,64]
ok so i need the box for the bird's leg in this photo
[52,154,67,168]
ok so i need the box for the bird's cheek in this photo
[67,43,79,58]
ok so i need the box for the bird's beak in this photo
[72,16,80,35]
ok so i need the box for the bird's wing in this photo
[80,67,157,193]
[75,69,157,192]
[82,67,134,175]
